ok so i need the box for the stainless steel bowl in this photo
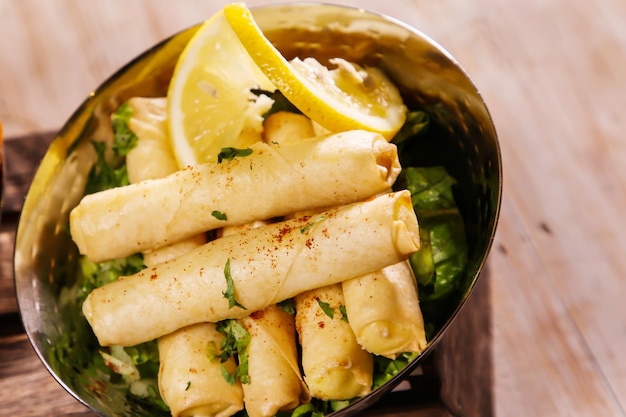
[14,3,501,417]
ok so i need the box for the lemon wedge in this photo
[223,2,407,140]
[167,9,275,167]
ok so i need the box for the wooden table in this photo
[1,0,626,416]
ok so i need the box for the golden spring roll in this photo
[342,260,427,359]
[69,129,401,262]
[158,323,244,417]
[295,284,373,400]
[239,306,310,417]
[82,190,419,347]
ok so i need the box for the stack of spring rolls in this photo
[70,97,427,417]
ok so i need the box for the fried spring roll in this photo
[295,284,373,400]
[239,306,310,416]
[342,261,427,359]
[158,323,244,417]
[70,129,401,262]
[82,190,420,347]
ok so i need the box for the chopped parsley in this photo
[222,258,246,310]
[85,102,139,194]
[300,215,327,234]
[278,299,296,315]
[185,381,191,391]
[216,319,251,385]
[316,298,334,318]
[315,298,348,322]
[217,147,253,163]
[339,305,349,323]
[211,210,228,221]
[111,102,139,156]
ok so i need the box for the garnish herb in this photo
[278,298,296,315]
[222,258,246,310]
[315,299,348,322]
[111,102,139,155]
[52,249,169,414]
[221,366,237,386]
[85,102,139,194]
[216,319,251,385]
[185,381,191,391]
[217,147,253,163]
[316,298,334,318]
[211,210,228,221]
[300,215,327,234]
[372,352,418,389]
[251,88,302,119]
[85,140,130,194]
[339,305,349,323]
[290,403,326,417]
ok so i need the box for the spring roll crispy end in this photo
[357,321,419,357]
[306,364,372,401]
[343,261,427,358]
[393,192,421,254]
[373,136,402,185]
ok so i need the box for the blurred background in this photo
[1,0,626,416]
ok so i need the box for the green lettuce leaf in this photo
[398,166,468,302]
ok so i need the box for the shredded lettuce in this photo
[391,110,430,145]
[400,166,468,302]
[111,102,139,156]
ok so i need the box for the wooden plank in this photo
[0,133,56,315]
[490,197,624,416]
[435,269,493,416]
[405,0,626,415]
[0,334,96,417]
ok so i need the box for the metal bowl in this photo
[14,3,501,417]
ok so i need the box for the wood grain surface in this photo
[1,0,626,416]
